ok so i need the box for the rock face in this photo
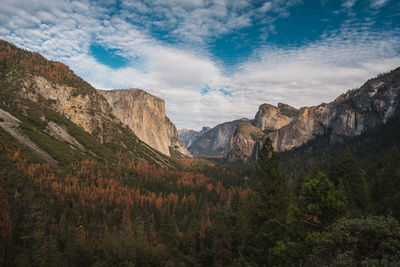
[225,103,297,162]
[98,89,191,158]
[20,75,118,144]
[0,40,179,168]
[189,119,250,157]
[226,122,266,162]
[188,103,298,159]
[252,103,298,131]
[270,68,400,151]
[178,127,210,148]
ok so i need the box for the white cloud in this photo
[0,0,399,131]
[258,2,272,13]
[369,0,389,8]
[342,0,357,9]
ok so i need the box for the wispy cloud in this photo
[0,0,399,130]
[369,0,389,8]
[342,0,357,9]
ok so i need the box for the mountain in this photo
[188,118,250,157]
[98,89,191,158]
[221,67,400,162]
[252,103,298,131]
[188,102,299,160]
[0,40,179,168]
[226,121,266,162]
[224,103,298,162]
[178,126,210,148]
[270,67,400,151]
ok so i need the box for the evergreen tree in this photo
[159,206,177,249]
[247,138,291,265]
[329,148,369,212]
[299,172,347,228]
[373,147,400,218]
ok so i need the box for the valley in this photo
[0,40,400,266]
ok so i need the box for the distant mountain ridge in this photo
[270,68,400,152]
[182,67,400,162]
[188,118,251,157]
[178,127,210,148]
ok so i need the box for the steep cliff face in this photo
[226,122,266,162]
[252,103,297,131]
[19,74,118,143]
[178,127,210,148]
[225,103,297,162]
[189,119,250,157]
[98,89,191,158]
[0,40,179,168]
[271,67,400,151]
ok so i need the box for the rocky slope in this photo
[252,103,298,131]
[270,68,400,151]
[225,103,297,162]
[0,40,179,168]
[178,127,210,148]
[189,119,250,157]
[224,68,400,161]
[188,103,298,159]
[98,89,191,158]
[226,122,266,162]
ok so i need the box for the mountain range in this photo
[1,39,399,167]
[180,68,400,162]
[1,39,400,266]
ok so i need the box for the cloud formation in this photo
[0,0,399,130]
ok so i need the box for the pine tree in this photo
[329,148,369,212]
[299,172,347,228]
[159,206,176,249]
[248,138,291,264]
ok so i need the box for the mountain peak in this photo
[98,89,191,158]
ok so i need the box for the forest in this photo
[1,116,400,266]
[0,40,400,266]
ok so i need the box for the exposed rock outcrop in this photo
[189,119,250,157]
[98,89,191,158]
[226,122,266,162]
[270,68,400,151]
[19,74,119,144]
[178,127,210,148]
[0,40,180,168]
[252,103,298,131]
[225,103,297,162]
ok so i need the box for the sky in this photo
[1,0,400,130]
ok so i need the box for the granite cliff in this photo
[225,103,297,162]
[189,119,250,157]
[224,67,400,161]
[252,103,298,131]
[186,103,298,159]
[98,89,191,158]
[226,122,266,162]
[0,40,178,168]
[178,127,210,148]
[270,68,400,151]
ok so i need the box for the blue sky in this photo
[1,0,400,130]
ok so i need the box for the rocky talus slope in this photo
[98,89,191,158]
